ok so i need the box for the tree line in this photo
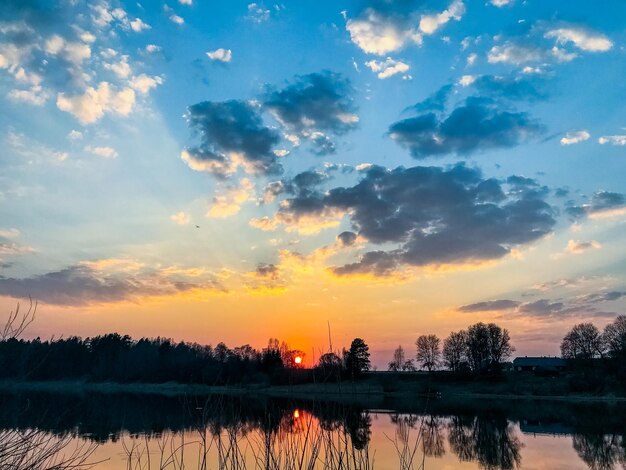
[387,322,514,373]
[560,316,626,360]
[0,326,376,385]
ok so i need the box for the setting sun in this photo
[294,356,302,365]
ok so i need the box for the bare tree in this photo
[487,323,514,365]
[465,322,513,371]
[603,315,626,358]
[388,345,405,371]
[442,330,467,371]
[561,323,605,359]
[415,335,440,372]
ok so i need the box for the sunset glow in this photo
[0,0,624,368]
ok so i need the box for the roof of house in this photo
[513,356,566,367]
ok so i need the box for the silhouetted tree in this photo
[487,323,514,369]
[466,323,491,371]
[316,352,343,381]
[388,345,405,371]
[561,323,605,359]
[443,330,467,371]
[465,322,513,372]
[345,338,370,378]
[603,315,626,358]
[415,335,440,372]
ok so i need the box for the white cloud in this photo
[8,86,48,106]
[104,55,131,78]
[170,14,185,25]
[57,82,136,124]
[490,0,513,6]
[100,48,117,59]
[458,74,476,86]
[0,228,20,239]
[419,0,465,35]
[560,130,590,146]
[79,31,97,43]
[44,35,91,64]
[85,145,118,159]
[522,66,543,74]
[466,52,477,66]
[207,178,254,218]
[145,44,162,54]
[346,10,423,55]
[487,43,543,64]
[206,48,232,62]
[545,27,612,52]
[179,0,193,4]
[247,3,271,23]
[91,4,115,27]
[550,46,577,63]
[130,74,163,94]
[598,135,626,146]
[68,130,83,140]
[130,18,151,32]
[170,212,191,225]
[566,240,601,254]
[364,57,409,79]
[249,216,279,231]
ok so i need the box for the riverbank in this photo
[1,371,625,403]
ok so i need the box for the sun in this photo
[294,356,302,365]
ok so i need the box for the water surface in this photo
[1,391,624,469]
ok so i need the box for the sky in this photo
[0,0,625,367]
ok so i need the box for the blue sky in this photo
[0,0,625,362]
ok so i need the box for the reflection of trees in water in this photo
[122,399,375,470]
[447,415,523,470]
[572,433,625,470]
[389,413,445,458]
[422,415,445,457]
[346,411,372,451]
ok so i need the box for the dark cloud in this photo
[579,291,626,303]
[277,163,556,276]
[182,100,281,177]
[263,71,358,155]
[262,169,331,202]
[332,250,399,277]
[554,187,569,198]
[337,231,358,247]
[458,299,521,312]
[566,191,626,219]
[460,288,626,319]
[255,263,279,280]
[518,299,565,316]
[389,97,544,159]
[470,75,546,102]
[309,133,336,155]
[0,265,223,306]
[410,84,452,113]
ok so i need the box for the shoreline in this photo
[1,379,625,403]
